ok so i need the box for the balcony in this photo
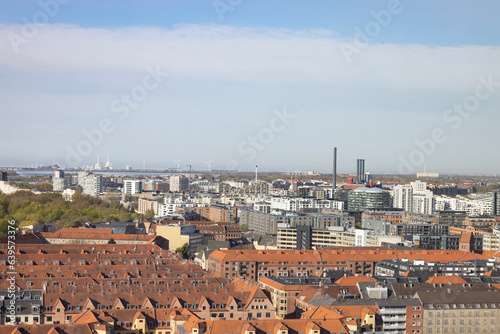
[382,316,406,322]
[380,308,406,314]
[383,323,406,330]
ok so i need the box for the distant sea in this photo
[10,171,174,178]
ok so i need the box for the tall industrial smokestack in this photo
[332,147,337,195]
[361,159,365,183]
[356,159,366,184]
[356,159,361,184]
[255,165,258,183]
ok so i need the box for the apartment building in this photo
[378,299,423,334]
[259,275,371,320]
[464,216,500,229]
[418,288,500,334]
[482,229,500,252]
[389,223,449,236]
[435,211,467,226]
[170,175,189,192]
[0,290,43,325]
[239,208,354,236]
[270,197,344,212]
[277,226,401,250]
[207,248,489,282]
[82,173,103,196]
[194,223,242,241]
[137,197,160,214]
[0,244,277,328]
[38,227,167,246]
[123,179,143,195]
[362,209,405,225]
[190,204,231,222]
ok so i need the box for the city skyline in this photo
[1,1,499,174]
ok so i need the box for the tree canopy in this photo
[175,242,190,259]
[0,190,143,237]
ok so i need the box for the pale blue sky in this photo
[1,1,499,174]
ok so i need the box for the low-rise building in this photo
[156,223,203,254]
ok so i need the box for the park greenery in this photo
[175,242,190,259]
[0,190,144,237]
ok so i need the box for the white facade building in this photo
[82,174,102,196]
[393,180,435,215]
[434,195,494,216]
[123,179,143,195]
[392,184,413,211]
[270,197,344,212]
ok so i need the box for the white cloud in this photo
[0,24,499,172]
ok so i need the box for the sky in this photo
[0,0,499,174]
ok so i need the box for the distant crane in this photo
[174,159,182,172]
[205,160,213,172]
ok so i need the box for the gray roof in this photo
[377,298,422,307]
[266,276,337,286]
[417,290,500,307]
[391,282,498,299]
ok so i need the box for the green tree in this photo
[108,238,117,244]
[0,198,9,217]
[175,242,190,259]
[144,208,155,220]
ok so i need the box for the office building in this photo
[347,187,392,212]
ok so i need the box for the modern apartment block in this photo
[277,226,401,250]
[239,209,354,236]
[270,197,345,212]
[393,184,413,212]
[377,299,423,334]
[82,173,103,196]
[170,175,189,192]
[52,169,66,192]
[389,223,449,236]
[434,210,467,226]
[123,179,143,194]
[137,197,160,214]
